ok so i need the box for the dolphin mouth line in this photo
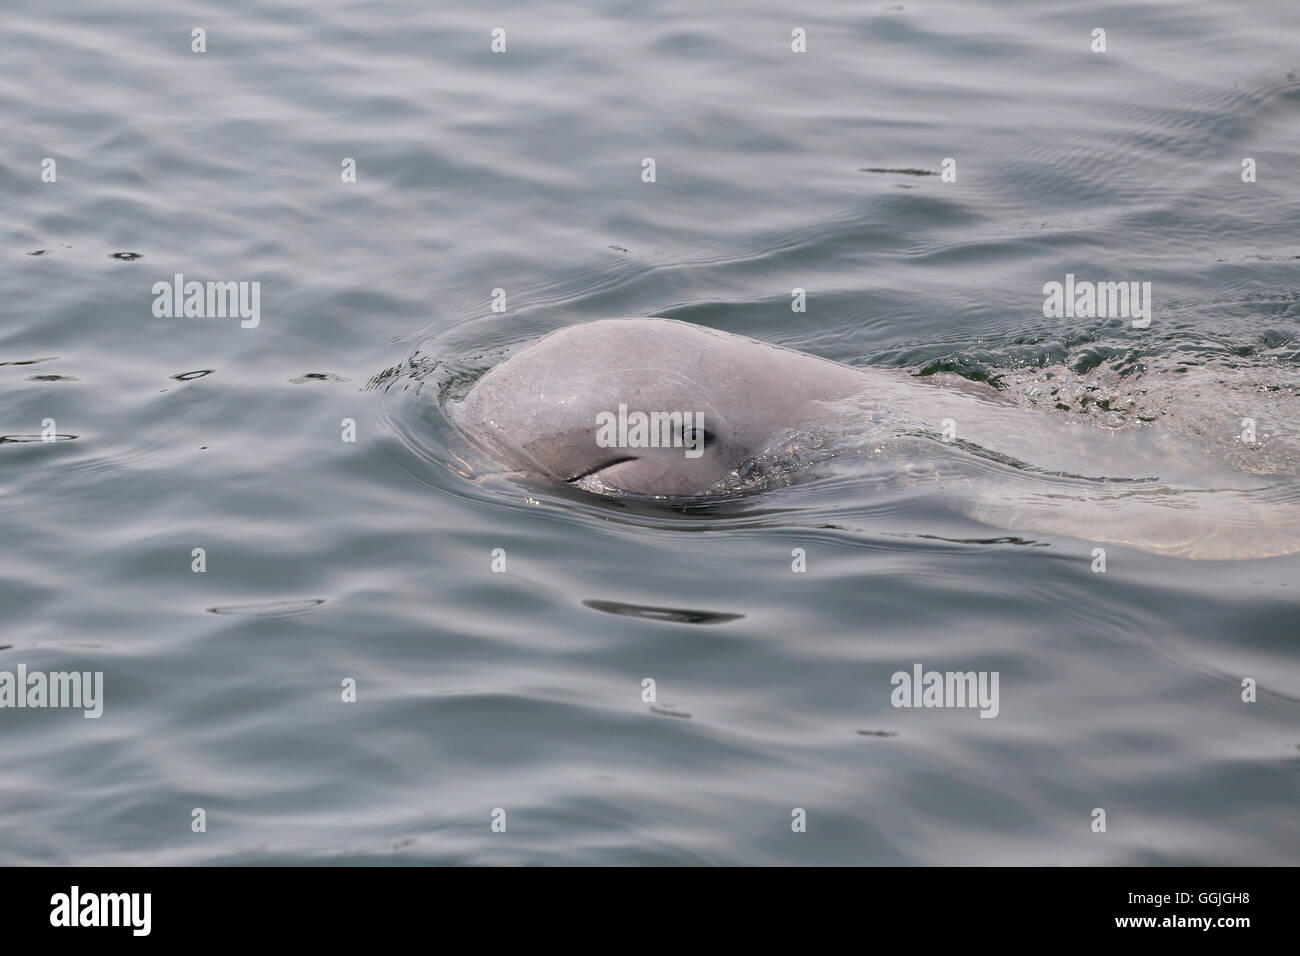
[566,456,638,483]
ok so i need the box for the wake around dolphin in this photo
[446,318,1300,560]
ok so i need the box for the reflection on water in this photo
[582,599,745,626]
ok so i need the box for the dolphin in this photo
[449,318,867,495]
[446,318,1300,559]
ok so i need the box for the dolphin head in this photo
[447,318,865,496]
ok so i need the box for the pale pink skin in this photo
[447,317,1300,558]
[448,317,867,496]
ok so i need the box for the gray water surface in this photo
[2,0,1298,864]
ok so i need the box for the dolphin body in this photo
[447,318,1300,560]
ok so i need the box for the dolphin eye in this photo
[683,427,710,448]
